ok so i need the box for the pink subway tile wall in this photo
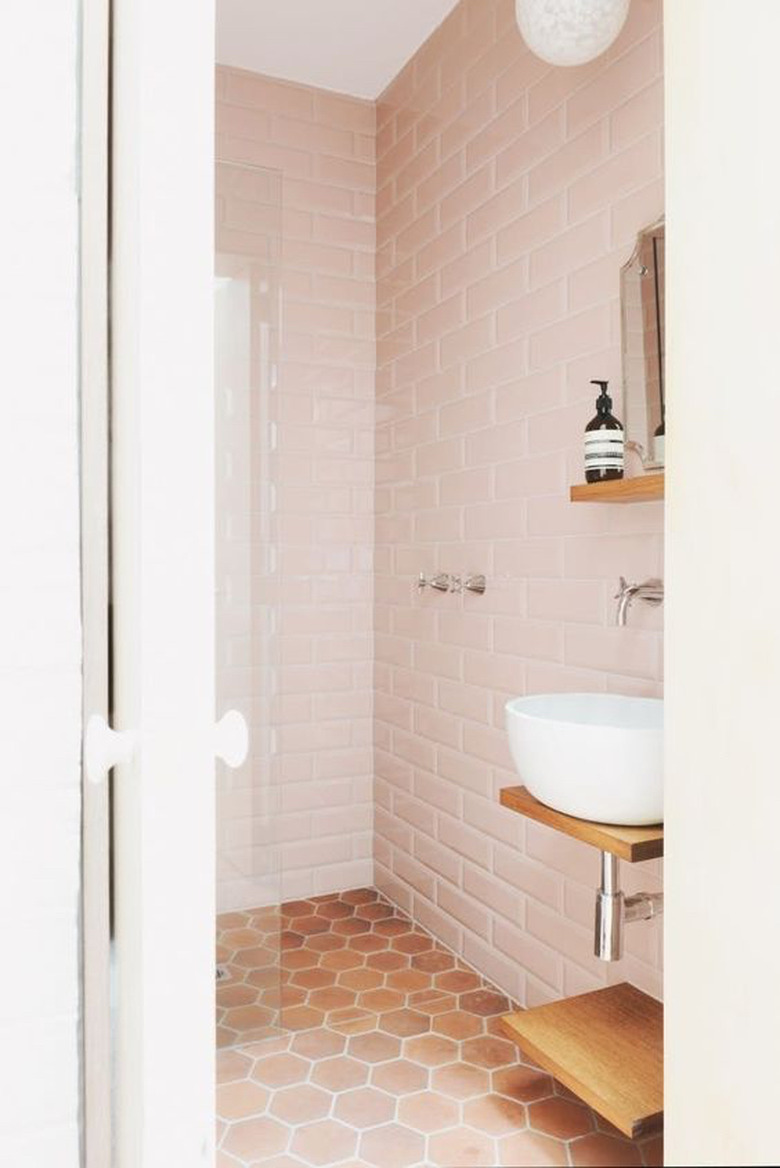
[216,67,376,907]
[374,0,664,1006]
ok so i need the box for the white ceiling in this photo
[216,0,461,100]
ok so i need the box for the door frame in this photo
[80,0,112,1161]
[110,1,216,1163]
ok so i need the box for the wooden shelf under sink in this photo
[502,983,663,1140]
[570,472,664,503]
[499,786,663,863]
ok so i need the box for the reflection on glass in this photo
[215,162,282,1042]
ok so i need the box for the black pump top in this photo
[591,379,612,414]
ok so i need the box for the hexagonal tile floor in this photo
[216,889,663,1167]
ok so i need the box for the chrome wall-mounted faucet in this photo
[418,572,486,595]
[615,576,664,626]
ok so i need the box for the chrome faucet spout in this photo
[615,576,663,626]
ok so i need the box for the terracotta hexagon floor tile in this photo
[359,989,404,1013]
[280,987,308,1009]
[359,1123,426,1168]
[431,1062,491,1100]
[308,987,358,1013]
[291,968,337,991]
[223,1116,289,1161]
[569,1132,643,1166]
[216,1025,238,1049]
[378,1008,431,1038]
[217,1079,270,1120]
[459,990,510,1017]
[460,1036,517,1070]
[432,1010,483,1040]
[392,932,433,955]
[290,1029,346,1060]
[282,1006,326,1032]
[242,1034,290,1059]
[252,1053,310,1089]
[311,1056,370,1092]
[428,1126,496,1167]
[498,1128,568,1166]
[218,983,259,1009]
[290,1119,358,1166]
[218,911,249,930]
[386,969,430,994]
[281,900,314,917]
[282,950,320,972]
[463,1093,527,1136]
[436,970,482,994]
[316,901,354,921]
[334,1087,396,1129]
[370,1058,429,1096]
[225,1005,277,1033]
[411,951,454,974]
[270,1084,332,1126]
[373,918,412,938]
[341,889,378,905]
[321,950,363,972]
[339,968,383,992]
[409,990,456,1017]
[334,918,372,936]
[290,916,331,936]
[222,927,266,951]
[348,934,389,954]
[356,903,394,921]
[217,891,654,1168]
[404,1034,458,1067]
[528,1097,595,1140]
[327,1007,377,1036]
[348,1031,402,1064]
[217,1048,253,1084]
[308,934,347,953]
[398,1089,459,1133]
[235,946,282,970]
[492,1065,554,1103]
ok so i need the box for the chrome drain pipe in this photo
[594,851,664,961]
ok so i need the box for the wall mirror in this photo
[621,218,665,469]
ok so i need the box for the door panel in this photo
[111,1,216,1163]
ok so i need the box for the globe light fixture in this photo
[515,0,631,66]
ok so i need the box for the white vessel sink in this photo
[505,694,663,826]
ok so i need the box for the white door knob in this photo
[214,709,249,769]
[84,714,137,785]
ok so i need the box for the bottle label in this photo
[584,431,624,471]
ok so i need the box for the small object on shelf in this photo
[584,379,624,484]
[569,472,664,503]
[653,419,665,465]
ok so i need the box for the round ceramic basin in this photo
[505,693,663,826]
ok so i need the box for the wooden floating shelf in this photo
[502,983,663,1140]
[569,472,664,503]
[500,786,663,863]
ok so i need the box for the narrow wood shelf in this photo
[499,786,663,862]
[570,472,664,503]
[502,983,663,1140]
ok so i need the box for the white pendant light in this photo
[515,0,631,67]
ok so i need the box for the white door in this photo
[110,1,217,1163]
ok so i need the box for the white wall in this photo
[0,1,83,1164]
[665,2,780,1164]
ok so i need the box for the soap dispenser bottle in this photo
[584,380,624,483]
